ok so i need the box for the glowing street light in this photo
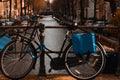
[49,0,54,4]
[45,0,54,4]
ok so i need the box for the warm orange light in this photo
[49,0,54,4]
[45,0,54,4]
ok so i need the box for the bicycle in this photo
[0,21,106,80]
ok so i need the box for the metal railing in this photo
[0,25,119,53]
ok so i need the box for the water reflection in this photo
[31,15,67,74]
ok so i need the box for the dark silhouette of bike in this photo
[0,21,106,80]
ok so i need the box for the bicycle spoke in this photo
[1,40,35,79]
[65,42,106,80]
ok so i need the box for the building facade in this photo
[83,0,112,22]
[0,0,32,19]
[0,1,9,18]
[0,0,118,22]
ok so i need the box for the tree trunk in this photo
[9,0,12,19]
[20,0,23,16]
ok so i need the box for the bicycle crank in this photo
[49,58,65,72]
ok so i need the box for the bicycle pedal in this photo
[74,69,81,74]
[92,58,98,67]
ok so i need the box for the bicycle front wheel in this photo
[64,42,106,80]
[0,40,36,79]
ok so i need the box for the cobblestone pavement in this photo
[0,74,120,80]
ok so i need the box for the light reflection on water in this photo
[31,15,68,74]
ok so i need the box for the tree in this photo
[32,0,47,12]
[25,0,47,13]
[9,0,12,19]
[105,0,117,16]
[106,9,120,38]
[51,0,63,17]
[111,8,120,26]
[51,0,74,20]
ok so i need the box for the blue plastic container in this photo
[0,36,11,50]
[72,33,96,55]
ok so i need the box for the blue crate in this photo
[0,36,11,50]
[72,33,96,55]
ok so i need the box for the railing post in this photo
[38,46,46,76]
[38,23,46,76]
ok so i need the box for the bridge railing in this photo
[0,25,119,53]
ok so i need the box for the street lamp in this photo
[49,0,54,4]
[45,0,54,4]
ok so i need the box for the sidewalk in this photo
[0,74,119,80]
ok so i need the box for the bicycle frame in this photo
[16,24,72,60]
[36,30,71,60]
[16,24,72,76]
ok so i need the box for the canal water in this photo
[31,15,68,74]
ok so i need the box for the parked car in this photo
[0,19,14,26]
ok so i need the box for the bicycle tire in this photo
[64,42,106,80]
[0,39,36,79]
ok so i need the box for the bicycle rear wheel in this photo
[0,39,36,79]
[64,42,106,80]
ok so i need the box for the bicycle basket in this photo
[72,33,96,55]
